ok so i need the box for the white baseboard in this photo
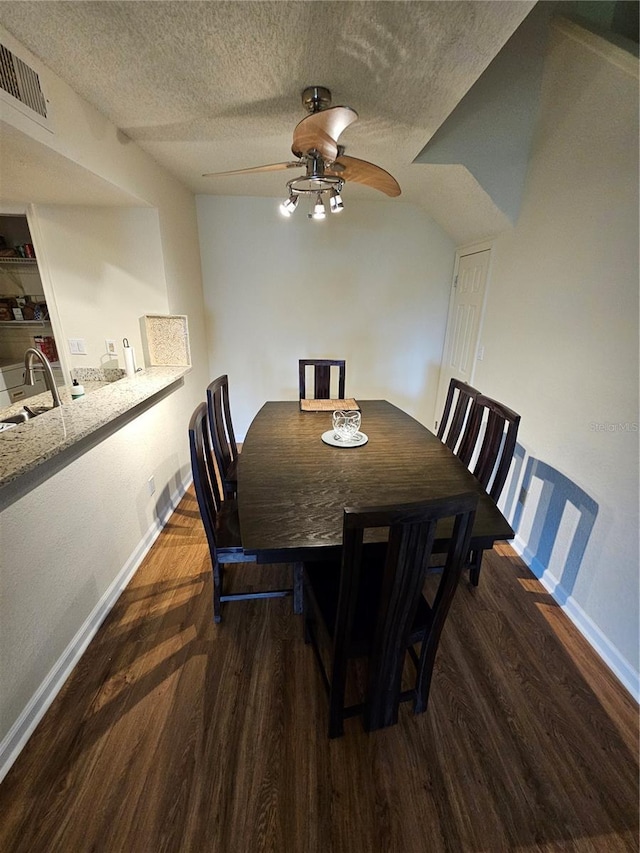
[0,474,192,784]
[512,535,639,702]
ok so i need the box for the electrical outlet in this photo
[105,339,117,357]
[147,475,156,496]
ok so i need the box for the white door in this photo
[434,247,491,432]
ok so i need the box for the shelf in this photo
[0,258,38,267]
[0,320,50,327]
[0,258,40,275]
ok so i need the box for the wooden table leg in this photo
[293,562,304,614]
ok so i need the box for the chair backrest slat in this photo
[207,375,238,496]
[464,394,521,502]
[331,493,477,732]
[189,402,221,561]
[437,379,480,455]
[299,359,346,400]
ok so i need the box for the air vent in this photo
[0,43,47,119]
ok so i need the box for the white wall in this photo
[2,13,637,781]
[196,196,456,437]
[0,30,210,774]
[0,391,191,764]
[0,24,209,392]
[30,205,169,374]
[475,22,639,692]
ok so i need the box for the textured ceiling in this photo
[0,1,536,242]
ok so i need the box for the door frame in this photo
[0,203,70,384]
[25,204,71,383]
[435,238,494,430]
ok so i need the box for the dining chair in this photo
[189,402,300,622]
[299,359,346,400]
[457,393,521,585]
[206,374,238,500]
[436,378,480,455]
[303,493,478,738]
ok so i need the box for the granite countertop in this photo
[0,380,109,424]
[0,366,190,498]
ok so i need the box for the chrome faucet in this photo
[23,347,62,408]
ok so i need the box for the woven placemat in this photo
[300,398,359,412]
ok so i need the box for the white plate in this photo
[321,430,368,448]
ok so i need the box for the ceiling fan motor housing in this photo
[302,85,332,113]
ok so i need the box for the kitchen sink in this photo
[0,405,49,427]
[1,412,30,426]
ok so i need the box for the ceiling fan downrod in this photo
[301,85,332,113]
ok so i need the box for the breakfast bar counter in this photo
[0,366,190,508]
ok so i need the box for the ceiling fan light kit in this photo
[280,154,345,219]
[279,194,299,217]
[329,188,344,213]
[311,193,326,220]
[204,86,401,221]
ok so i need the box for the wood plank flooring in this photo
[0,487,637,852]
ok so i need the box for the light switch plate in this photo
[68,338,87,355]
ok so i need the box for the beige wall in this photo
[0,29,209,775]
[475,22,639,690]
[196,196,456,437]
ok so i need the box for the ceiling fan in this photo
[202,86,401,219]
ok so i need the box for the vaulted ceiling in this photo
[0,1,538,242]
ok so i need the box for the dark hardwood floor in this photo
[0,488,637,852]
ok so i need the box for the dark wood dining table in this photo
[237,400,514,564]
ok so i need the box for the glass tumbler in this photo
[332,410,361,441]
